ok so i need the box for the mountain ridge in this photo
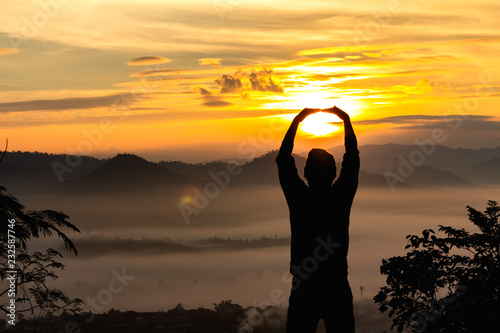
[1,144,498,194]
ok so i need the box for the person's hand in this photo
[294,108,321,122]
[323,106,350,121]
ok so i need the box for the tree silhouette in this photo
[374,200,500,332]
[0,138,7,164]
[0,186,83,332]
[213,300,244,317]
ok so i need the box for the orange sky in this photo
[1,0,499,162]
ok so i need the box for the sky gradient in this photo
[1,0,499,162]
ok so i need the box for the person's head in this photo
[304,148,336,189]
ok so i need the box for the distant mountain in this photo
[159,160,235,183]
[62,235,291,258]
[65,153,196,192]
[464,156,500,184]
[404,166,473,187]
[358,169,412,188]
[230,150,402,188]
[324,144,500,185]
[232,150,287,185]
[199,150,405,189]
[2,144,498,194]
[160,150,301,186]
[0,151,102,192]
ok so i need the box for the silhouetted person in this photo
[276,107,359,333]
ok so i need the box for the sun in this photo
[273,89,364,136]
[300,112,341,136]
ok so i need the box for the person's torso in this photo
[288,184,353,279]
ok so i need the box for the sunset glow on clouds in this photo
[1,0,499,161]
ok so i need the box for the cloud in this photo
[363,52,381,58]
[405,117,500,131]
[198,87,211,95]
[357,114,467,125]
[248,69,284,93]
[202,100,233,107]
[197,87,233,108]
[357,114,500,131]
[195,68,285,107]
[214,69,284,94]
[127,56,172,66]
[402,79,433,95]
[0,48,18,56]
[130,68,184,77]
[380,79,433,96]
[198,58,222,67]
[216,74,243,93]
[296,37,500,58]
[0,93,145,112]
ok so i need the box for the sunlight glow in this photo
[295,91,335,109]
[273,90,365,136]
[300,112,341,136]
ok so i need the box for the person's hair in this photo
[304,148,336,188]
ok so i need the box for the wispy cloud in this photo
[127,56,172,66]
[357,114,499,127]
[0,48,18,56]
[2,0,499,153]
[0,94,137,112]
[197,87,233,108]
[198,58,222,67]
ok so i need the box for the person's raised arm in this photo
[324,106,357,152]
[279,108,320,156]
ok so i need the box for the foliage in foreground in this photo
[374,200,500,332]
[0,186,83,332]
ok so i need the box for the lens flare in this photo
[179,195,193,205]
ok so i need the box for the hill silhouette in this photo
[2,144,499,195]
[404,165,472,187]
[58,235,292,258]
[159,159,236,182]
[464,156,500,184]
[65,153,196,192]
[327,144,500,181]
[0,151,102,192]
[233,150,301,185]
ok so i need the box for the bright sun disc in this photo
[300,112,340,136]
